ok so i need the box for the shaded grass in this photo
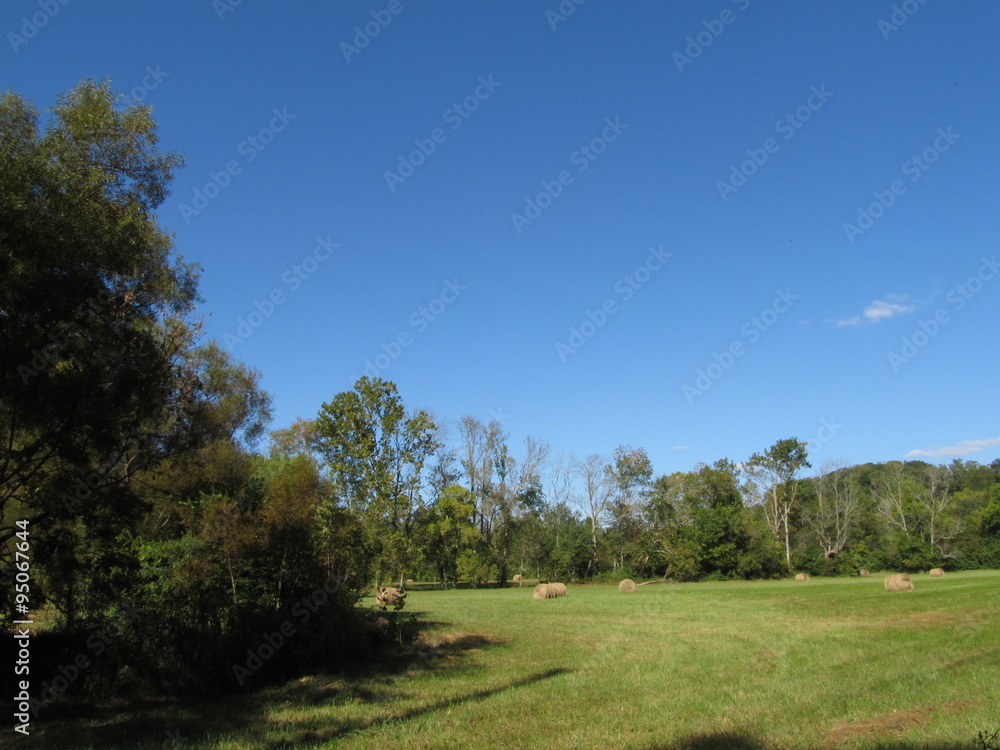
[12,571,999,749]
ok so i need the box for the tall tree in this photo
[918,464,954,556]
[0,81,211,628]
[605,445,653,570]
[571,453,614,575]
[312,377,440,587]
[747,438,810,570]
[807,460,860,559]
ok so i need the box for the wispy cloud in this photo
[672,446,688,451]
[905,437,1000,459]
[827,294,916,327]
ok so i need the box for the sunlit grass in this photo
[26,571,1000,749]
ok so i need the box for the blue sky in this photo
[5,0,999,477]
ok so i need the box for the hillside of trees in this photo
[3,81,999,700]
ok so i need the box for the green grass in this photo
[17,571,1000,749]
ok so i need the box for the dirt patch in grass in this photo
[754,649,780,669]
[824,699,978,746]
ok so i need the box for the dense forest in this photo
[3,82,999,700]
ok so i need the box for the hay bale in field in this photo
[884,573,914,592]
[376,586,406,610]
[512,574,522,582]
[929,568,945,577]
[618,578,637,593]
[859,569,870,577]
[533,583,567,599]
[795,573,810,582]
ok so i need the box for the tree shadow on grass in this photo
[24,620,553,750]
[646,734,980,750]
[266,667,573,748]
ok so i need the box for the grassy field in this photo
[19,571,1000,749]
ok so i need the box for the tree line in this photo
[301,378,1000,587]
[2,81,998,699]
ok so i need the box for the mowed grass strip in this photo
[31,571,1000,749]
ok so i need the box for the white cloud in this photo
[905,437,1000,459]
[863,298,916,322]
[672,446,688,451]
[828,294,916,327]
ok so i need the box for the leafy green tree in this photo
[683,462,751,578]
[747,438,811,570]
[418,484,478,587]
[0,81,217,629]
[455,416,548,584]
[313,377,440,587]
[605,445,653,572]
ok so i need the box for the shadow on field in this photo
[646,733,769,749]
[647,734,978,750]
[287,667,573,746]
[24,618,547,749]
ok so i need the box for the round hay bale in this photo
[533,583,550,600]
[551,582,567,597]
[618,578,637,593]
[859,568,870,577]
[929,567,945,577]
[376,586,406,610]
[884,573,914,592]
[795,573,810,582]
[512,574,522,582]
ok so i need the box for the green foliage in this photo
[418,484,478,586]
[313,377,440,584]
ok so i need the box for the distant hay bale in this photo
[618,578,637,593]
[884,573,914,592]
[859,569,870,577]
[512,574,522,582]
[929,568,945,577]
[795,573,810,582]
[376,586,406,610]
[533,583,567,599]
